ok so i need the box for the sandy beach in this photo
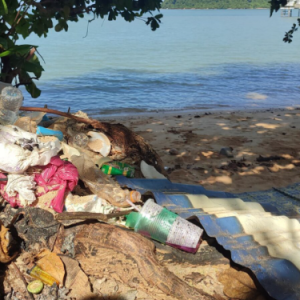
[105,107,300,194]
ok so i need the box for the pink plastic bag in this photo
[35,156,79,213]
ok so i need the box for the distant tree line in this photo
[161,0,270,9]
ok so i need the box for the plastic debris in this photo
[0,86,23,125]
[34,156,79,213]
[36,126,64,141]
[19,111,46,125]
[27,280,44,294]
[34,249,65,285]
[3,174,36,207]
[95,157,113,168]
[85,179,141,208]
[72,132,89,148]
[87,131,111,156]
[65,193,115,214]
[126,199,203,253]
[101,162,135,178]
[61,142,80,160]
[140,160,166,179]
[27,265,60,286]
[0,125,61,173]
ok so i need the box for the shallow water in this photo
[21,9,300,116]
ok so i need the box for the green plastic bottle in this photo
[101,162,135,177]
[125,199,203,253]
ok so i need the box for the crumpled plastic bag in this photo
[0,125,60,173]
[0,174,36,208]
[35,156,79,213]
[64,193,115,214]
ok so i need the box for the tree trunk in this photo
[75,223,216,300]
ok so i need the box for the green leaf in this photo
[0,44,38,57]
[25,81,41,98]
[1,0,8,14]
[63,6,70,19]
[0,37,8,49]
[23,60,44,79]
[108,9,117,21]
[155,13,163,20]
[55,23,63,32]
[15,19,31,39]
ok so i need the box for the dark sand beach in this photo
[106,107,300,194]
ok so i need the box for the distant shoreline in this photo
[160,8,269,10]
[97,106,298,120]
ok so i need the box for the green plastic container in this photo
[101,162,135,177]
[126,199,203,253]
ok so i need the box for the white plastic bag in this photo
[64,193,115,214]
[0,125,61,173]
[5,174,36,206]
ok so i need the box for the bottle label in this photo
[104,166,112,175]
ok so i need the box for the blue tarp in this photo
[116,176,300,300]
[116,176,233,198]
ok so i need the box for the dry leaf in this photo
[0,221,17,263]
[218,268,262,300]
[35,249,65,285]
[60,255,95,299]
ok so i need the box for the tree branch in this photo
[19,106,109,131]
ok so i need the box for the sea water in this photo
[21,9,300,117]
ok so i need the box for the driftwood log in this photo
[74,223,216,300]
[20,106,167,175]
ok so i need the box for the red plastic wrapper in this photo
[34,156,79,213]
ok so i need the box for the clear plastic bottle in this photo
[0,86,23,125]
[73,133,89,147]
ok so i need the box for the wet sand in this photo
[105,107,300,194]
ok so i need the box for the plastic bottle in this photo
[84,179,141,208]
[126,199,203,253]
[0,86,23,125]
[101,162,135,178]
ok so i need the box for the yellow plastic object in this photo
[27,265,60,286]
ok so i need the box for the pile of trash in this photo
[0,87,205,299]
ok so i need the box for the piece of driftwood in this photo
[12,207,59,250]
[55,211,131,222]
[75,223,216,300]
[154,240,229,266]
[20,106,166,175]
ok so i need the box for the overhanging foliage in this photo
[0,0,163,97]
